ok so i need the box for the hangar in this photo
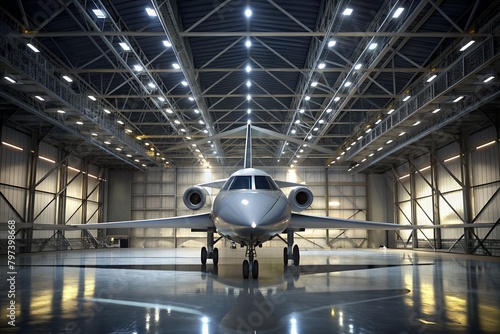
[0,0,499,332]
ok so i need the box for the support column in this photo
[56,149,68,250]
[431,149,442,249]
[409,160,418,249]
[367,174,392,248]
[23,133,38,253]
[460,131,475,253]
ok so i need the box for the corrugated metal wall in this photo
[393,126,499,254]
[0,125,103,252]
[129,166,367,249]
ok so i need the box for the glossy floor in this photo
[1,248,499,333]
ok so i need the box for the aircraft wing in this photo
[275,180,306,188]
[289,213,496,230]
[0,213,215,231]
[198,179,227,188]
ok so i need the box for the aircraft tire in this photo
[252,260,259,279]
[293,244,300,266]
[283,247,288,265]
[242,260,250,279]
[213,248,219,265]
[201,247,208,265]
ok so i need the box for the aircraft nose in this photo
[216,192,287,228]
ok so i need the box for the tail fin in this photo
[244,124,252,168]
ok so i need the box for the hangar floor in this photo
[1,248,499,333]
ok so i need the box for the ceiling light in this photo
[148,82,156,89]
[357,136,363,140]
[119,42,131,51]
[350,141,356,146]
[92,9,106,18]
[476,140,495,150]
[247,108,251,114]
[427,74,437,82]
[193,109,199,114]
[92,133,98,137]
[459,40,475,52]
[311,81,318,87]
[125,129,132,133]
[361,158,366,162]
[299,108,305,113]
[180,128,186,132]
[295,120,300,124]
[117,120,124,125]
[172,63,180,69]
[188,96,194,101]
[399,131,405,136]
[483,76,494,83]
[346,147,351,152]
[103,109,110,114]
[313,127,319,131]
[158,97,165,102]
[375,119,381,125]
[199,119,205,124]
[308,135,313,140]
[393,7,404,18]
[4,76,16,83]
[341,151,345,156]
[328,40,336,47]
[133,65,143,71]
[326,108,332,113]
[291,129,296,134]
[365,128,372,133]
[57,109,65,114]
[403,95,411,101]
[444,155,460,162]
[413,120,421,126]
[35,95,45,101]
[247,94,251,101]
[299,149,304,153]
[369,153,374,157]
[2,141,23,151]
[334,97,340,102]
[245,39,252,48]
[354,63,362,70]
[174,120,180,124]
[62,75,73,82]
[26,43,40,53]
[145,7,157,16]
[343,8,353,15]
[318,62,326,69]
[377,147,383,151]
[246,80,251,87]
[245,65,252,73]
[116,147,122,151]
[76,121,83,125]
[453,96,464,102]
[305,95,311,101]
[134,159,140,162]
[432,108,441,113]
[126,154,132,157]
[368,43,378,50]
[319,119,324,124]
[344,81,352,87]
[387,109,394,115]
[163,40,171,47]
[186,136,192,140]
[181,80,188,86]
[244,8,252,18]
[386,139,393,144]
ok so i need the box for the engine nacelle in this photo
[183,186,210,210]
[288,186,314,212]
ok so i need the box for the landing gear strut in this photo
[283,229,300,266]
[243,245,259,279]
[200,228,221,265]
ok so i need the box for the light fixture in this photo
[158,96,165,102]
[393,7,404,18]
[172,63,180,69]
[413,120,421,126]
[453,96,464,102]
[299,108,305,113]
[115,147,122,151]
[125,129,132,133]
[427,74,437,82]
[163,40,171,47]
[369,153,374,157]
[459,40,475,52]
[444,155,460,162]
[295,119,300,124]
[76,121,83,125]
[326,108,332,113]
[133,64,143,71]
[291,129,296,134]
[361,158,366,162]
[334,96,340,102]
[2,141,23,151]
[35,95,45,101]
[62,75,73,83]
[245,39,252,48]
[399,131,405,136]
[119,42,131,51]
[354,63,362,70]
[377,147,383,151]
[145,7,157,16]
[92,133,98,137]
[386,139,393,144]
[343,8,353,15]
[375,119,381,125]
[319,119,324,124]
[117,120,124,125]
[318,62,326,69]
[188,96,194,101]
[174,120,180,124]
[365,128,372,133]
[92,9,106,18]
[305,95,311,101]
[26,43,40,53]
[247,108,251,114]
[313,127,318,131]
[147,82,156,89]
[387,109,394,115]
[181,80,188,86]
[244,8,252,18]
[344,81,352,87]
[57,109,65,114]
[4,76,16,83]
[199,119,205,124]
[483,75,495,83]
[126,154,132,158]
[193,109,199,114]
[247,94,251,101]
[368,43,378,50]
[311,81,318,87]
[476,140,495,150]
[246,80,251,87]
[245,65,252,73]
[403,95,411,101]
[432,108,441,113]
[328,40,336,47]
[357,136,363,140]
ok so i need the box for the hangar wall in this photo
[0,125,102,252]
[393,126,499,255]
[125,166,370,250]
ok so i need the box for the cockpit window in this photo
[255,176,278,190]
[228,176,252,190]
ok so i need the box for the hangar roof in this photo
[0,0,499,172]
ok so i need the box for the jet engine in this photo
[183,186,210,210]
[288,186,313,212]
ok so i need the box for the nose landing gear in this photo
[243,245,259,279]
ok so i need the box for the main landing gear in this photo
[282,229,300,266]
[200,228,222,265]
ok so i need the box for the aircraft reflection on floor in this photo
[0,249,499,333]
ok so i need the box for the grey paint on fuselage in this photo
[211,168,291,246]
